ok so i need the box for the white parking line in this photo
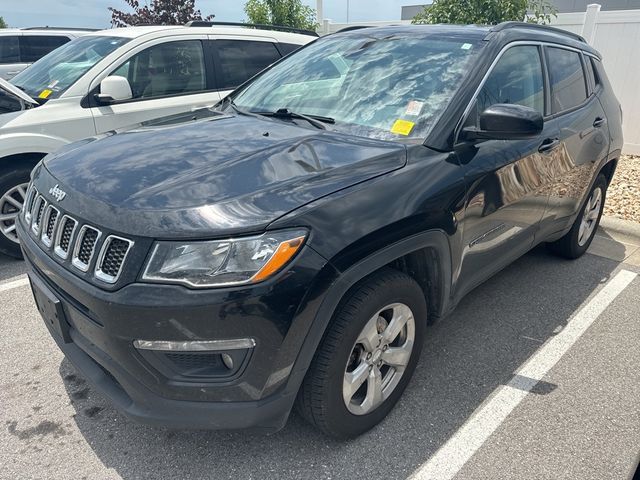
[410,269,637,480]
[0,276,29,293]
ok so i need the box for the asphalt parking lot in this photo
[1,225,639,480]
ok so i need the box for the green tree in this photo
[412,0,557,25]
[109,0,214,27]
[244,0,316,30]
[0,16,8,28]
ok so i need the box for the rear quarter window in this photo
[276,43,303,56]
[214,40,281,89]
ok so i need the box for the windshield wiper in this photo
[254,108,334,130]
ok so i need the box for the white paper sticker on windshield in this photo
[405,100,424,116]
[461,43,472,50]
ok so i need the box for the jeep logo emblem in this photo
[49,184,66,202]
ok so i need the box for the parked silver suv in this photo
[0,27,94,80]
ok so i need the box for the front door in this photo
[455,44,557,297]
[91,37,220,134]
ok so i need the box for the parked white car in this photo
[0,27,94,80]
[0,22,316,257]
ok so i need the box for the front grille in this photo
[27,189,134,285]
[41,206,59,247]
[95,236,133,283]
[71,226,101,272]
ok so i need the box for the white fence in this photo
[318,4,640,155]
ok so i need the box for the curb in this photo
[599,216,640,243]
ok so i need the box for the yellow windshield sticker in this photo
[391,119,415,136]
[38,89,53,99]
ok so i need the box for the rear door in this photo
[90,36,220,133]
[208,36,282,98]
[455,44,559,297]
[536,46,610,238]
[0,34,25,80]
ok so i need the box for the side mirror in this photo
[463,103,543,141]
[94,76,132,105]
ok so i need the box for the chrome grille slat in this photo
[71,225,101,272]
[31,196,46,235]
[95,236,134,284]
[23,186,37,224]
[54,215,77,259]
[41,205,60,247]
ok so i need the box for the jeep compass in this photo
[18,23,622,439]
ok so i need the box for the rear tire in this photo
[0,166,33,259]
[296,268,427,439]
[547,174,607,259]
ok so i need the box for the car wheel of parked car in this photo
[547,174,608,259]
[297,268,427,438]
[0,166,31,258]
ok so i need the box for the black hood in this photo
[37,111,406,238]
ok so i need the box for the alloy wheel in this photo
[0,182,29,244]
[343,302,415,415]
[578,186,602,247]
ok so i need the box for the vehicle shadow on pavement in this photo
[59,246,622,480]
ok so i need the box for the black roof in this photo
[331,22,599,57]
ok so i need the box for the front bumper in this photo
[18,220,330,431]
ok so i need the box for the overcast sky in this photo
[2,0,418,29]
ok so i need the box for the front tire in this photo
[547,174,608,259]
[296,268,427,439]
[0,166,32,258]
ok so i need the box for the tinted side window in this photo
[215,40,281,89]
[477,45,544,116]
[589,57,601,87]
[584,56,596,93]
[277,43,302,56]
[0,36,20,64]
[110,40,206,100]
[20,36,70,63]
[546,47,588,114]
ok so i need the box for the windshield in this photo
[10,36,130,100]
[230,31,481,142]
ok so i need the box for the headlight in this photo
[141,229,307,288]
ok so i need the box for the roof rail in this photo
[21,26,99,32]
[336,25,372,33]
[184,21,318,37]
[490,22,586,43]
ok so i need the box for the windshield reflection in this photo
[232,30,481,142]
[10,36,130,100]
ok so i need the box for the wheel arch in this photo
[0,152,48,173]
[283,229,453,398]
[599,156,618,186]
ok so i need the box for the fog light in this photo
[221,353,234,370]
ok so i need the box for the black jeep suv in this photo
[18,22,622,439]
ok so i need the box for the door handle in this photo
[593,117,606,128]
[538,138,560,154]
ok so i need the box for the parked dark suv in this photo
[18,22,622,439]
